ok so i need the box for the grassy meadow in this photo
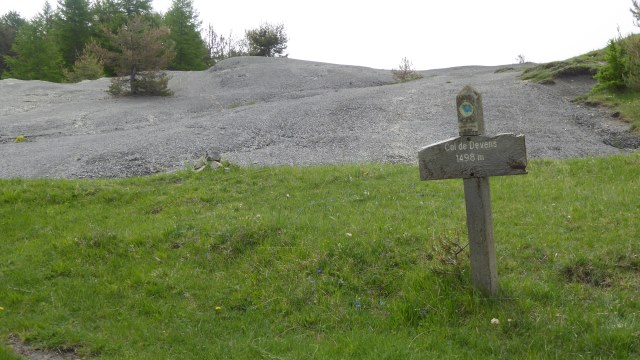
[1,154,639,359]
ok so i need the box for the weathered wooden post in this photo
[418,86,528,296]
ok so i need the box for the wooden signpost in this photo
[418,86,528,296]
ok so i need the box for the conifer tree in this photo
[3,5,64,81]
[0,11,27,77]
[117,0,152,18]
[55,0,92,67]
[96,16,175,95]
[39,1,57,30]
[92,0,126,33]
[245,23,288,57]
[164,0,208,70]
[0,11,26,29]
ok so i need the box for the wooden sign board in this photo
[418,133,527,181]
[417,85,529,296]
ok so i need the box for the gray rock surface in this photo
[0,56,635,179]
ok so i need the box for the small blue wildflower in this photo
[317,267,323,274]
[355,298,361,310]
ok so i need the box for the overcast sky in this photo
[3,0,638,70]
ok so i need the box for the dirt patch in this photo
[6,335,82,360]
[561,259,613,288]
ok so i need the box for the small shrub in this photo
[622,35,640,90]
[108,78,127,96]
[427,230,469,278]
[15,135,27,143]
[495,67,516,73]
[108,71,173,97]
[135,72,173,96]
[594,38,627,92]
[392,57,423,83]
[64,47,104,83]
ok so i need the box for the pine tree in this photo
[55,0,92,67]
[164,0,208,70]
[245,23,288,57]
[3,3,64,82]
[92,0,159,76]
[0,11,26,29]
[40,1,56,31]
[3,14,64,82]
[91,0,154,37]
[0,11,27,77]
[92,0,126,33]
[97,16,175,95]
[117,0,152,18]
[632,0,640,26]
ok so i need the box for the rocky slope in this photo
[0,56,634,178]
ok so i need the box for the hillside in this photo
[0,56,635,178]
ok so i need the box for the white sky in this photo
[3,0,638,70]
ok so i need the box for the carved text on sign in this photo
[418,134,527,180]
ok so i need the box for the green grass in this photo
[1,155,639,358]
[228,99,258,109]
[520,50,605,84]
[0,345,22,360]
[494,67,517,74]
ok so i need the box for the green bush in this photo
[594,39,627,92]
[107,78,125,96]
[622,35,640,90]
[594,34,640,92]
[108,71,173,96]
[245,22,287,57]
[64,48,104,83]
[134,71,173,96]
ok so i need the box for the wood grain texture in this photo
[463,177,498,295]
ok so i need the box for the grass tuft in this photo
[494,67,517,73]
[578,89,640,131]
[561,257,613,288]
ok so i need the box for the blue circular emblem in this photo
[459,101,474,117]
